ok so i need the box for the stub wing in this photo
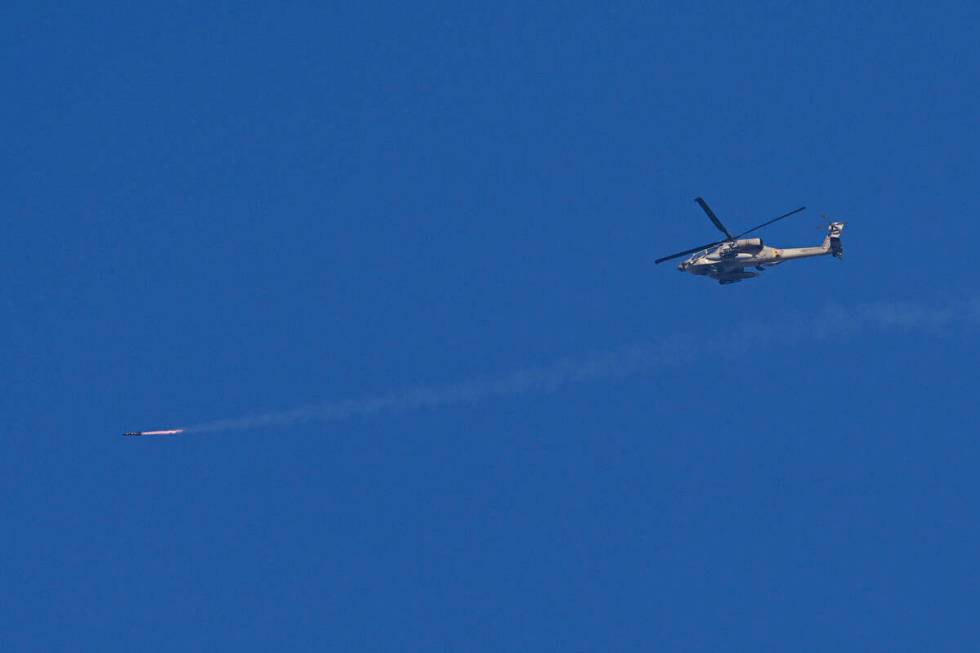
[714,267,760,285]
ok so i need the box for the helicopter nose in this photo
[677,262,687,271]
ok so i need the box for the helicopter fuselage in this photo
[678,223,844,285]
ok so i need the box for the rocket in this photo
[122,429,184,437]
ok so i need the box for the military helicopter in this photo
[655,197,845,285]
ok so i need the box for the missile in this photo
[122,429,184,437]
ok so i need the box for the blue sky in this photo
[3,1,980,650]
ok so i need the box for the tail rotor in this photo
[821,216,845,259]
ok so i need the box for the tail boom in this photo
[777,222,845,261]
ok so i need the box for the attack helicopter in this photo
[655,197,845,285]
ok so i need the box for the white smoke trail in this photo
[183,296,980,434]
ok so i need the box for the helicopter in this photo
[655,197,845,285]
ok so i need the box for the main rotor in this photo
[654,197,806,264]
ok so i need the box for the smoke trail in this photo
[183,296,980,434]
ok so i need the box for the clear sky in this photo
[3,1,980,650]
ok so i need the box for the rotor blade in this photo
[695,197,733,240]
[655,240,723,265]
[733,206,807,239]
